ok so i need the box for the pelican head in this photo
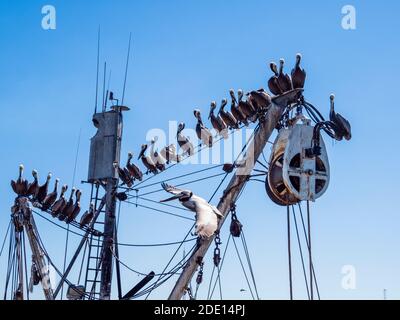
[238,89,243,101]
[209,101,217,119]
[113,161,119,169]
[296,53,302,65]
[221,99,228,109]
[229,88,235,98]
[46,173,52,181]
[61,185,68,193]
[193,109,201,118]
[160,190,193,203]
[128,151,133,160]
[138,144,148,159]
[19,164,24,172]
[330,94,335,110]
[270,62,278,75]
[32,170,38,179]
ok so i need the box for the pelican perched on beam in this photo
[219,98,238,130]
[160,183,223,239]
[138,144,158,175]
[160,144,180,164]
[127,152,143,181]
[177,122,194,157]
[291,53,306,89]
[229,89,248,126]
[268,62,283,96]
[194,109,213,147]
[11,164,28,196]
[329,94,352,141]
[150,137,166,171]
[237,89,256,119]
[277,58,293,93]
[209,101,228,139]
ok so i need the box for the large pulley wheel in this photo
[282,123,330,201]
[265,154,299,206]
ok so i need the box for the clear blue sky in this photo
[1,0,399,300]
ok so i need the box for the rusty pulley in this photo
[265,115,330,205]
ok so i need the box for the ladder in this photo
[83,183,106,300]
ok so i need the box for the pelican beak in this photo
[160,194,182,202]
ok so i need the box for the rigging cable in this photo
[297,203,320,299]
[0,220,11,257]
[232,237,255,300]
[61,128,82,300]
[291,205,310,299]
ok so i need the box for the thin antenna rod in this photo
[94,27,100,114]
[102,62,107,112]
[121,32,132,105]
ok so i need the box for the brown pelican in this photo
[113,162,133,187]
[177,122,195,157]
[277,58,293,93]
[27,170,39,198]
[126,152,143,181]
[209,101,228,139]
[66,190,81,223]
[51,185,68,218]
[194,109,213,147]
[150,137,166,171]
[229,89,248,126]
[160,183,223,239]
[36,173,52,204]
[11,165,28,196]
[80,203,94,227]
[268,62,283,95]
[42,178,59,211]
[291,53,306,89]
[329,94,352,141]
[248,89,272,112]
[237,89,256,119]
[138,144,158,175]
[58,187,76,221]
[219,98,238,129]
[160,144,181,164]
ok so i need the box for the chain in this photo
[213,231,222,267]
[229,204,243,238]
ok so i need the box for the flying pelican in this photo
[160,144,181,164]
[268,62,283,95]
[126,152,143,181]
[237,89,256,119]
[209,101,228,139]
[277,58,293,93]
[11,164,28,196]
[229,89,248,126]
[42,178,59,211]
[150,137,166,171]
[80,203,94,227]
[177,122,195,157]
[160,183,223,239]
[138,144,158,175]
[51,185,68,218]
[194,109,213,147]
[219,98,238,130]
[329,94,352,141]
[36,173,52,204]
[291,53,306,89]
[27,170,39,198]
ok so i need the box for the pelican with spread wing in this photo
[160,183,223,238]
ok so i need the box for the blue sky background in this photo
[0,0,399,300]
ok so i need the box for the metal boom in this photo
[168,91,299,300]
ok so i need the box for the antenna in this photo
[94,27,100,114]
[121,32,132,105]
[102,62,107,112]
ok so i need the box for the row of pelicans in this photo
[11,166,94,228]
[115,53,349,186]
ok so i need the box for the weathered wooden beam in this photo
[168,90,301,300]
